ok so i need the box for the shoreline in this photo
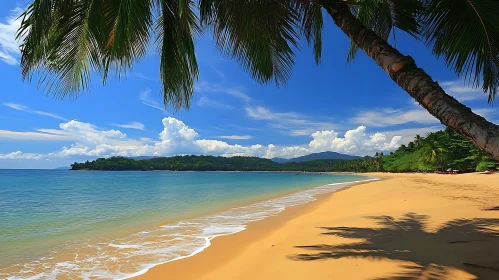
[130,176,380,279]
[1,172,371,279]
[133,172,499,280]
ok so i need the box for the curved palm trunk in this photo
[325,3,499,161]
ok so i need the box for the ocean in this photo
[0,170,375,279]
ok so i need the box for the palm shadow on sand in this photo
[289,213,499,279]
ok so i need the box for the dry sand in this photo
[134,173,499,280]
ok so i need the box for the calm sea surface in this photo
[0,170,373,279]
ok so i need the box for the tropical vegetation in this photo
[383,128,498,172]
[17,0,499,159]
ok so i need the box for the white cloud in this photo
[217,135,252,140]
[0,130,72,141]
[210,64,226,80]
[0,151,42,160]
[245,105,336,136]
[351,98,496,129]
[197,96,234,110]
[0,7,23,65]
[110,122,145,130]
[133,73,159,81]
[379,126,442,145]
[0,117,405,161]
[245,106,276,120]
[351,107,438,128]
[194,81,251,103]
[3,103,68,121]
[140,89,166,111]
[160,117,198,141]
[440,80,486,101]
[308,126,402,155]
[473,108,495,119]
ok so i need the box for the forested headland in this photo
[71,128,497,173]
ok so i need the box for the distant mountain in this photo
[271,157,290,164]
[272,151,362,163]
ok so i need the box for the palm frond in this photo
[294,1,324,64]
[17,0,55,81]
[199,0,299,86]
[103,0,154,80]
[27,0,103,98]
[421,0,499,102]
[155,0,200,110]
[346,0,421,63]
[17,0,156,99]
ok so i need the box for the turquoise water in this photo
[0,170,373,279]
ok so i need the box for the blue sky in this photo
[0,2,497,169]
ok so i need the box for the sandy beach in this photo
[134,173,499,280]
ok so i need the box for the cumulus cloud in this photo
[0,7,23,65]
[308,126,402,155]
[0,117,404,161]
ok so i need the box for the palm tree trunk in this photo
[324,3,499,161]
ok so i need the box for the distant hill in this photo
[272,151,363,163]
[271,157,290,164]
[69,155,381,172]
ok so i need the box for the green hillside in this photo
[382,128,497,172]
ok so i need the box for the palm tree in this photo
[16,0,499,160]
[420,143,448,171]
[414,134,424,149]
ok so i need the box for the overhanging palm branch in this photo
[200,0,300,86]
[16,0,197,109]
[155,0,200,109]
[292,0,324,64]
[421,0,499,102]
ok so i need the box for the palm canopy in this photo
[16,0,499,109]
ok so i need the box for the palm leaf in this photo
[31,0,102,98]
[155,0,200,110]
[346,0,421,63]
[17,0,155,98]
[293,0,324,64]
[421,0,499,102]
[199,0,299,86]
[103,0,153,80]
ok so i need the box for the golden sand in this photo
[134,173,499,280]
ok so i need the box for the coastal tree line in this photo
[70,156,383,172]
[71,129,498,173]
